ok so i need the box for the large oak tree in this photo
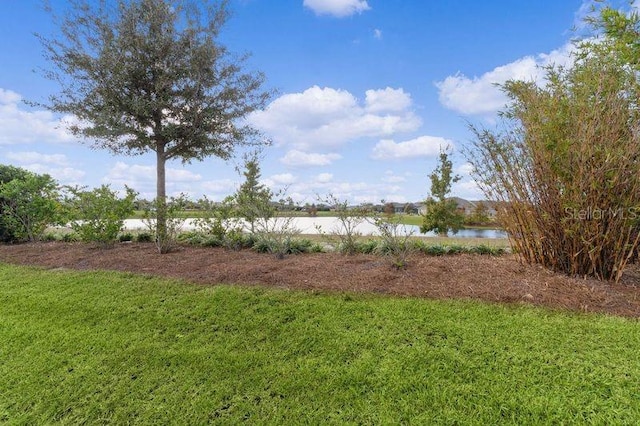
[39,0,271,252]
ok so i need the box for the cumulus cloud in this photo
[371,136,452,160]
[316,172,333,183]
[452,179,484,200]
[201,179,237,194]
[373,28,382,40]
[22,164,86,184]
[3,151,85,184]
[457,162,475,176]
[435,42,575,116]
[0,88,77,145]
[381,170,406,183]
[365,87,412,113]
[303,0,370,17]
[6,151,70,166]
[0,88,21,104]
[104,162,202,195]
[269,173,297,185]
[280,150,342,167]
[250,86,421,150]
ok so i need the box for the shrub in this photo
[142,194,188,253]
[369,215,415,269]
[192,195,239,241]
[356,239,379,254]
[469,37,640,282]
[42,232,58,242]
[225,229,253,251]
[136,232,153,243]
[62,232,79,242]
[422,244,447,256]
[316,194,368,255]
[67,185,137,247]
[253,216,301,259]
[118,232,134,242]
[0,170,62,242]
[467,244,503,255]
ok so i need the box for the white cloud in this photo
[373,28,382,40]
[3,151,84,184]
[0,88,21,104]
[382,170,406,183]
[452,179,484,200]
[104,162,202,195]
[250,86,421,149]
[303,0,370,17]
[280,150,342,167]
[457,162,475,176]
[20,164,86,184]
[201,179,237,194]
[316,172,333,183]
[365,87,411,113]
[0,88,77,145]
[372,136,452,160]
[6,151,70,166]
[436,42,575,116]
[270,173,297,185]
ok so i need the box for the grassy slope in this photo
[1,264,638,424]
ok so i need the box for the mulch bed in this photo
[1,242,639,318]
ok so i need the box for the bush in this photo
[42,232,58,242]
[67,185,137,247]
[118,232,134,242]
[62,232,79,242]
[192,196,239,242]
[225,229,254,251]
[253,216,301,259]
[316,194,367,255]
[142,194,188,253]
[0,170,62,242]
[136,232,154,243]
[355,239,379,254]
[467,244,504,256]
[369,215,415,269]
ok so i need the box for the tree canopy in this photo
[39,0,271,252]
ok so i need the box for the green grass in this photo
[1,263,638,424]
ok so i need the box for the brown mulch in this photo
[1,242,639,318]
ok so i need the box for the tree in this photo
[468,9,640,281]
[465,202,491,227]
[234,152,273,234]
[0,170,62,242]
[421,150,464,236]
[38,0,271,252]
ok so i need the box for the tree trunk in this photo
[156,145,168,253]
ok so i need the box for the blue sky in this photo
[0,0,603,204]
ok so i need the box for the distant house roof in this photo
[448,197,475,209]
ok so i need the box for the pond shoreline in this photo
[119,217,507,239]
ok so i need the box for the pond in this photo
[123,217,507,239]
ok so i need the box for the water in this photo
[422,227,507,239]
[123,217,507,239]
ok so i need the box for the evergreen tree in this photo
[234,153,273,234]
[421,150,464,236]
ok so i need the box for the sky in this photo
[0,0,618,204]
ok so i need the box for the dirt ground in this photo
[1,241,640,318]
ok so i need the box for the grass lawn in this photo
[1,263,638,424]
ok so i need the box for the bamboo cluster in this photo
[469,49,640,282]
